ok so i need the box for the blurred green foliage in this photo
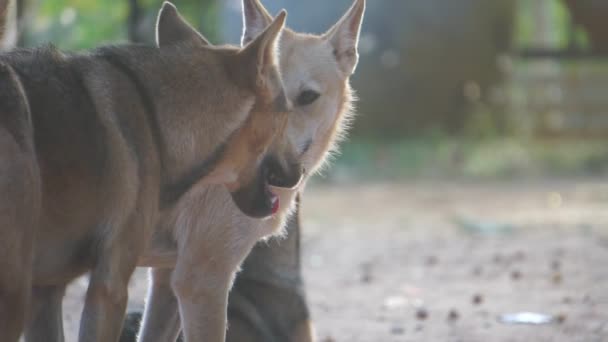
[24,0,128,48]
[22,0,219,49]
[515,0,589,50]
[325,138,608,181]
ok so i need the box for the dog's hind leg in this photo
[0,153,36,341]
[0,212,34,342]
[137,268,181,342]
[0,62,39,342]
[24,285,66,342]
[0,266,30,342]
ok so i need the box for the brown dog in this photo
[134,0,366,341]
[0,2,297,341]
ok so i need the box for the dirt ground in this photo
[63,178,608,341]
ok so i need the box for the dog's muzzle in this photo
[264,157,304,190]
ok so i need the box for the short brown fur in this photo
[0,2,293,341]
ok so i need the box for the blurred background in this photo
[12,0,608,341]
[15,0,608,181]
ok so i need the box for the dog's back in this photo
[0,60,40,341]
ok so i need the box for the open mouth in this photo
[263,182,279,215]
[263,165,305,216]
[264,169,281,215]
[229,162,299,219]
[232,158,303,218]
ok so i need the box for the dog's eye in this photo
[296,90,320,107]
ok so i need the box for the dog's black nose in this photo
[265,157,303,189]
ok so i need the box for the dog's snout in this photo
[265,157,304,189]
[281,166,304,189]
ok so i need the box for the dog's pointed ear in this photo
[241,0,274,46]
[156,1,210,47]
[324,0,366,76]
[240,10,286,91]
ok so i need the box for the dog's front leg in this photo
[24,285,66,342]
[171,254,237,342]
[137,267,182,342]
[78,260,134,342]
[78,227,143,342]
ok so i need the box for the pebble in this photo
[552,272,563,284]
[416,308,429,320]
[425,255,438,266]
[448,309,460,322]
[390,326,405,335]
[472,294,484,305]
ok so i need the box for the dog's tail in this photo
[0,0,18,51]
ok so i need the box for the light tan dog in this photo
[136,0,366,341]
[0,2,298,341]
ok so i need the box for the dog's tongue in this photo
[271,193,280,214]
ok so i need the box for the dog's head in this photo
[241,0,365,206]
[156,2,300,218]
